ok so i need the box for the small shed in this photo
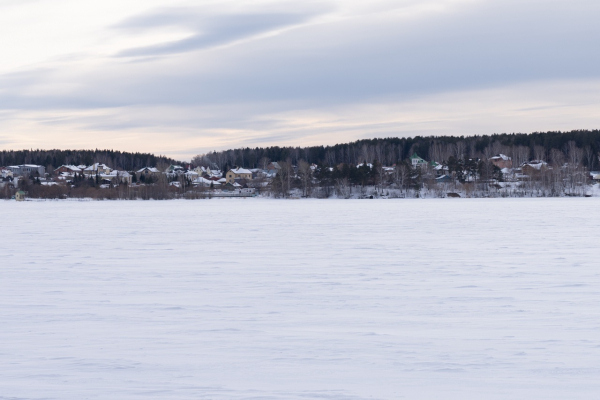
[15,190,26,201]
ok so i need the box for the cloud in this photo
[114,6,330,57]
[3,78,600,160]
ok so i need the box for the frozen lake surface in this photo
[1,198,599,399]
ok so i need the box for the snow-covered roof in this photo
[490,154,511,161]
[357,163,373,169]
[57,165,81,172]
[230,167,252,174]
[194,176,220,185]
[217,178,227,183]
[137,167,160,173]
[106,170,130,177]
[84,163,111,171]
[522,160,548,170]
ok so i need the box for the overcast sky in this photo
[1,0,599,159]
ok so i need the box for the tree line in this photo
[193,130,600,171]
[0,149,183,171]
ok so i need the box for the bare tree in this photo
[566,141,583,166]
[259,157,270,170]
[584,146,596,171]
[511,146,530,167]
[454,141,466,160]
[533,145,546,161]
[272,160,293,197]
[394,163,410,193]
[297,160,312,197]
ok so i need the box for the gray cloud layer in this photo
[114,7,327,57]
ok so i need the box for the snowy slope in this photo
[1,199,599,399]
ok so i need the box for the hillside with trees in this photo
[0,149,183,173]
[192,130,600,171]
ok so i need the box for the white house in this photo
[100,170,131,184]
[410,153,427,167]
[84,163,112,175]
[7,165,45,176]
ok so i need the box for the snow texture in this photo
[1,199,599,399]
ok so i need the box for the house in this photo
[521,160,549,178]
[221,182,236,191]
[7,165,46,177]
[226,167,252,184]
[356,163,373,169]
[83,163,112,175]
[410,153,427,167]
[267,162,281,171]
[433,163,450,177]
[193,166,207,175]
[193,177,220,187]
[101,170,132,185]
[137,167,160,176]
[490,154,513,169]
[167,165,184,173]
[15,190,26,201]
[1,169,13,179]
[55,165,81,174]
[184,171,199,181]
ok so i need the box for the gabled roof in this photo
[105,170,130,177]
[230,167,252,174]
[521,160,548,170]
[410,153,426,162]
[137,167,160,173]
[84,163,111,171]
[57,165,81,172]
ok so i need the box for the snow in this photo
[137,167,160,173]
[230,167,252,174]
[193,177,219,186]
[1,199,600,399]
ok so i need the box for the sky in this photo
[1,0,599,160]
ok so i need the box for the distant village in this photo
[2,149,599,200]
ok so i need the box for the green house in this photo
[410,153,427,167]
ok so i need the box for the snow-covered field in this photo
[1,199,599,399]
